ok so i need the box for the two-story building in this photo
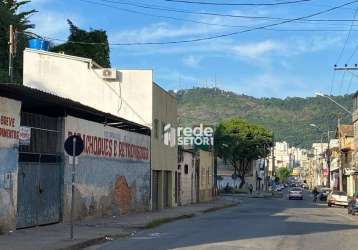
[335,125,354,194]
[350,92,358,195]
[23,49,178,211]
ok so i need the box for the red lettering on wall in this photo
[67,131,149,161]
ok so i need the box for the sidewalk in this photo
[221,191,283,199]
[0,196,239,250]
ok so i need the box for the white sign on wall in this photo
[0,96,21,148]
[65,116,150,162]
[19,126,31,145]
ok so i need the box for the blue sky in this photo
[25,0,358,98]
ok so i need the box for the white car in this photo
[289,187,303,200]
[327,191,348,207]
[277,184,285,191]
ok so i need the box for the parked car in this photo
[288,187,303,200]
[327,191,348,207]
[275,184,284,191]
[318,188,332,201]
[347,192,358,215]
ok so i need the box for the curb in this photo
[202,202,239,213]
[144,202,239,228]
[55,232,131,250]
[58,201,239,250]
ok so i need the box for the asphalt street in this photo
[89,191,358,250]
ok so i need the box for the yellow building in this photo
[338,125,355,196]
[198,150,213,202]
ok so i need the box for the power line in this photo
[74,0,358,45]
[25,0,358,46]
[329,69,336,95]
[24,28,358,48]
[97,0,358,24]
[339,70,347,96]
[330,7,358,95]
[164,0,314,6]
[85,0,323,30]
[346,74,354,93]
[78,0,358,33]
[335,7,358,65]
[333,6,358,96]
[78,0,247,28]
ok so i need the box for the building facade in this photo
[0,86,151,230]
[198,150,213,202]
[177,148,198,205]
[22,49,178,211]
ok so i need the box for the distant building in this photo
[198,150,213,202]
[335,124,354,195]
[217,157,262,192]
[274,141,290,169]
[177,148,198,205]
[311,143,328,187]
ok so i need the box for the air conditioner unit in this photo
[101,68,117,80]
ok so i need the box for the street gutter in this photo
[59,201,240,250]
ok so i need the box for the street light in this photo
[315,92,351,115]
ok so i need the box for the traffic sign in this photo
[64,135,84,157]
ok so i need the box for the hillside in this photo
[174,88,354,148]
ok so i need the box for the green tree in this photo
[215,118,273,188]
[276,167,292,183]
[51,20,111,67]
[0,0,36,83]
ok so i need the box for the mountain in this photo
[173,87,355,148]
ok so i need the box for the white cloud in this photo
[110,21,224,44]
[233,40,285,59]
[182,55,202,68]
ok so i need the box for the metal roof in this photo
[0,83,150,135]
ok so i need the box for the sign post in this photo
[64,135,84,240]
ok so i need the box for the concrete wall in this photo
[199,150,213,202]
[151,84,177,208]
[151,84,177,172]
[23,49,153,127]
[0,97,21,231]
[64,116,150,221]
[178,151,196,205]
[218,160,257,191]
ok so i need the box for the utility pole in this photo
[272,139,275,180]
[338,116,343,192]
[326,130,331,188]
[8,24,15,83]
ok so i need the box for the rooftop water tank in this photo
[28,38,50,51]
